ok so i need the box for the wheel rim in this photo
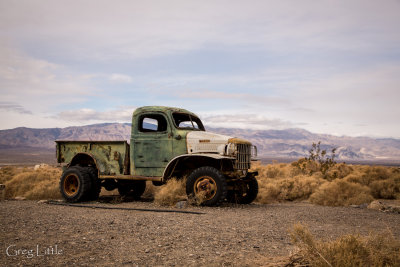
[194,176,217,201]
[63,174,79,196]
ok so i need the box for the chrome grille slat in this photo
[235,144,251,170]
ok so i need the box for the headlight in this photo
[226,143,237,156]
[217,143,237,156]
[251,145,257,157]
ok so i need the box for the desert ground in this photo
[1,197,399,267]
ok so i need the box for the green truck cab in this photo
[56,106,259,206]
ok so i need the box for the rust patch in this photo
[114,151,120,161]
[228,138,252,145]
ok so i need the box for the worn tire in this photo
[117,180,146,200]
[229,176,258,204]
[186,166,227,206]
[59,166,92,203]
[86,167,101,201]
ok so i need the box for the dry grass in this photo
[324,163,354,180]
[0,166,31,184]
[2,166,62,200]
[256,174,325,204]
[290,223,400,267]
[369,178,400,199]
[153,178,187,206]
[252,161,400,206]
[309,179,374,206]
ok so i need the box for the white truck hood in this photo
[186,131,233,154]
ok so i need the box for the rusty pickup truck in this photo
[56,106,258,206]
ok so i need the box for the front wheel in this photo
[186,166,227,206]
[228,176,258,204]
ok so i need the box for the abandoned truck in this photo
[56,106,259,206]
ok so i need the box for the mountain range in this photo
[0,123,399,165]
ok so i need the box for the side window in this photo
[138,114,168,132]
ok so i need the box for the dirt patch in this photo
[0,199,399,266]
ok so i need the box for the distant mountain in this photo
[0,123,399,163]
[207,127,400,162]
[0,123,131,149]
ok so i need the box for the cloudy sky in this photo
[0,0,399,138]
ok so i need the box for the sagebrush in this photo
[252,159,400,206]
[290,223,400,267]
[1,166,61,200]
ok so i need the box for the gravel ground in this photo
[1,198,399,267]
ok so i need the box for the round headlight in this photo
[226,143,236,156]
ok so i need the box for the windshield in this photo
[172,112,205,131]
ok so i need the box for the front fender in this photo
[163,153,235,180]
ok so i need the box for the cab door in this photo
[132,112,173,176]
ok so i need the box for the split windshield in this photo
[172,113,205,131]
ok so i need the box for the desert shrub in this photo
[344,172,369,186]
[324,163,354,181]
[291,158,320,176]
[256,175,325,203]
[369,178,400,199]
[253,162,400,205]
[295,142,337,176]
[364,166,392,181]
[0,166,31,184]
[252,161,289,179]
[256,182,280,204]
[141,181,160,199]
[255,160,294,179]
[153,178,187,206]
[0,166,17,184]
[265,165,281,178]
[344,166,400,199]
[290,223,400,267]
[309,179,373,206]
[347,165,396,186]
[4,166,62,199]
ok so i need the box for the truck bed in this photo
[55,140,130,176]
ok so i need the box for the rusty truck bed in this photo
[55,140,130,176]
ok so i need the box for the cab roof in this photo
[133,106,198,117]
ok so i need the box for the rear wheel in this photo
[59,166,92,202]
[186,166,227,206]
[117,180,146,200]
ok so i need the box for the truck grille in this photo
[234,144,251,170]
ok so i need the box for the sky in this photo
[0,0,399,138]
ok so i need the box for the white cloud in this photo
[201,114,295,130]
[57,106,136,123]
[0,102,32,114]
[1,1,399,60]
[109,73,133,83]
[176,89,289,106]
[0,41,97,109]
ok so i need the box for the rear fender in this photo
[69,152,105,174]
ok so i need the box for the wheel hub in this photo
[64,174,79,196]
[195,176,217,201]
